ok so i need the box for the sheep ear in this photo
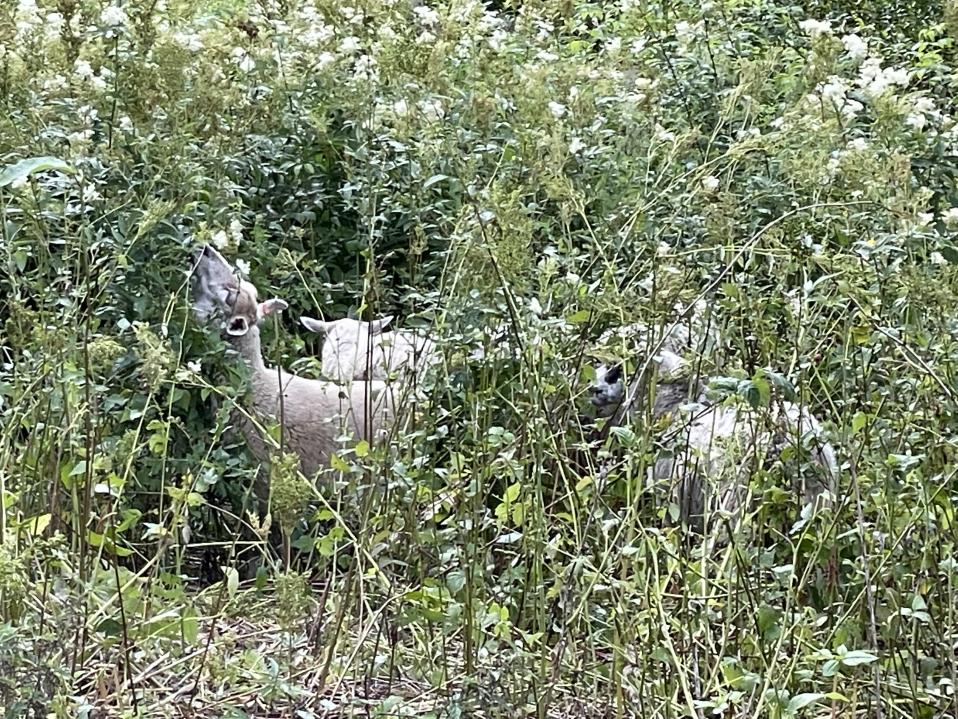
[300,316,330,334]
[226,316,249,336]
[369,315,393,333]
[258,298,288,320]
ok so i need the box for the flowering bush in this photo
[3,0,958,715]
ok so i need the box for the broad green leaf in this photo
[0,156,75,187]
[786,693,824,713]
[840,649,878,667]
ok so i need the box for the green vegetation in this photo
[2,0,958,715]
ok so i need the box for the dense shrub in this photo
[4,0,958,715]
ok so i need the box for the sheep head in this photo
[190,244,287,337]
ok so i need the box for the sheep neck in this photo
[229,324,268,374]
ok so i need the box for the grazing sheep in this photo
[190,245,393,482]
[655,398,837,534]
[587,321,837,535]
[300,315,439,382]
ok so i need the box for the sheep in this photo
[299,315,439,382]
[655,398,838,534]
[587,320,837,535]
[190,244,393,483]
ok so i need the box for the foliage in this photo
[3,0,958,715]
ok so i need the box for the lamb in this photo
[587,321,837,535]
[299,315,439,382]
[190,244,393,482]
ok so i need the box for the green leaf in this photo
[0,156,75,187]
[354,439,370,458]
[786,693,824,713]
[565,309,590,323]
[840,649,878,667]
[446,570,466,593]
[423,174,449,189]
[851,412,869,434]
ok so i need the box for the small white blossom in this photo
[848,137,869,151]
[944,208,958,227]
[229,218,243,245]
[798,18,832,38]
[100,5,127,36]
[43,74,68,92]
[917,212,934,228]
[931,251,948,265]
[186,360,202,373]
[569,136,586,154]
[210,230,229,250]
[841,33,867,60]
[906,112,926,131]
[548,101,567,118]
[392,99,409,117]
[701,176,720,192]
[339,36,361,53]
[173,32,203,52]
[317,51,336,68]
[418,98,445,122]
[231,48,255,72]
[73,59,95,79]
[413,5,440,26]
[235,258,251,276]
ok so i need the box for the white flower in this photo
[798,18,832,38]
[488,29,508,52]
[944,208,958,227]
[548,101,566,118]
[569,136,586,154]
[819,76,848,104]
[235,258,251,276]
[73,59,94,79]
[210,230,229,250]
[229,218,243,244]
[186,360,202,373]
[906,112,926,130]
[100,5,128,35]
[118,115,133,132]
[931,251,948,265]
[701,175,720,192]
[173,32,203,52]
[302,23,333,47]
[339,36,361,53]
[634,77,655,90]
[841,33,867,60]
[46,12,64,30]
[42,74,68,92]
[604,37,622,53]
[317,51,336,68]
[848,137,868,152]
[413,5,440,26]
[231,48,255,72]
[392,99,409,117]
[917,212,934,228]
[418,98,445,122]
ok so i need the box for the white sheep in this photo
[587,320,837,535]
[190,244,394,482]
[299,315,439,382]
